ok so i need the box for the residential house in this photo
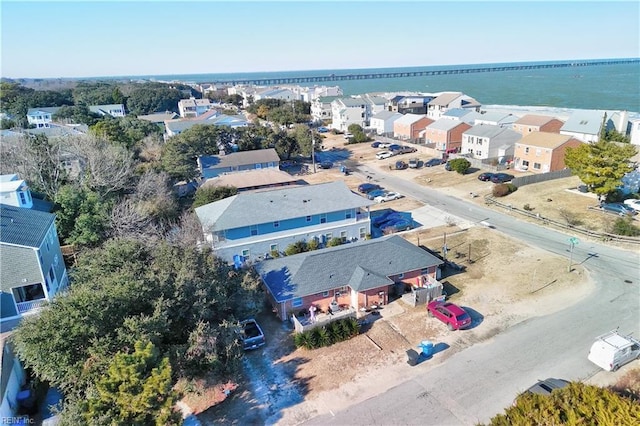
[254,88,298,102]
[513,132,583,173]
[88,104,126,117]
[137,112,179,123]
[461,124,521,160]
[26,107,61,128]
[0,204,69,323]
[369,111,403,136]
[390,95,436,115]
[441,108,482,125]
[560,110,605,143]
[178,97,213,118]
[199,83,232,98]
[1,337,27,419]
[331,98,369,131]
[254,235,444,321]
[296,85,343,103]
[427,92,481,120]
[330,95,387,131]
[393,114,434,141]
[511,114,565,135]
[197,148,281,179]
[164,113,248,137]
[199,169,299,192]
[474,111,517,128]
[0,175,33,209]
[421,119,472,153]
[311,96,340,123]
[194,181,374,264]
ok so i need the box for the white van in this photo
[587,330,640,372]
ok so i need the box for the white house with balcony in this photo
[461,124,521,160]
[254,87,298,101]
[0,204,69,324]
[0,175,33,209]
[194,181,374,265]
[178,97,214,118]
[330,95,387,131]
[311,96,340,123]
[26,107,61,128]
[427,92,481,120]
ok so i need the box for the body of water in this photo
[126,60,639,113]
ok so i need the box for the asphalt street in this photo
[304,164,640,425]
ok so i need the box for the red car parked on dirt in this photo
[427,300,472,331]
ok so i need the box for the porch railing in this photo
[16,299,48,314]
[291,307,357,334]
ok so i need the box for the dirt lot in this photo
[194,133,633,425]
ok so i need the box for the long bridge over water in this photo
[208,58,639,86]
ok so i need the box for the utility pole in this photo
[311,131,316,173]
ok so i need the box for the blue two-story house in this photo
[0,204,69,324]
[197,148,281,179]
[194,181,374,264]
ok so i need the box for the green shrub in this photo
[449,158,471,174]
[523,203,534,211]
[293,318,361,349]
[314,327,330,347]
[492,184,511,197]
[284,240,308,255]
[610,217,640,236]
[326,321,342,342]
[327,237,343,247]
[306,239,320,251]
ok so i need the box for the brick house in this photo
[422,119,472,153]
[393,114,434,141]
[512,114,565,136]
[513,132,583,173]
[254,235,444,321]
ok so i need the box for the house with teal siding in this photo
[194,181,374,264]
[0,205,69,324]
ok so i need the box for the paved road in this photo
[304,165,639,425]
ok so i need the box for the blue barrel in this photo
[418,340,434,357]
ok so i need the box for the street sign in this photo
[569,237,579,246]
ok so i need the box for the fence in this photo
[485,196,640,244]
[512,169,573,188]
[291,307,357,333]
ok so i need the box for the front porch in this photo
[291,305,357,334]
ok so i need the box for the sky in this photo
[1,1,639,79]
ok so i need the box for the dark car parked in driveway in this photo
[478,172,494,181]
[319,161,333,169]
[600,202,637,216]
[240,319,265,350]
[490,173,515,183]
[357,183,382,193]
[424,158,445,167]
[371,141,381,148]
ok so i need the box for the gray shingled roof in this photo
[199,148,280,169]
[464,123,515,138]
[255,235,443,302]
[0,204,54,247]
[0,244,42,292]
[372,111,402,120]
[428,92,463,106]
[195,181,374,231]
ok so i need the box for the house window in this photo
[325,233,332,241]
[250,225,258,236]
[255,164,262,169]
[292,297,303,308]
[398,273,405,279]
[320,214,327,224]
[359,227,366,239]
[339,286,349,293]
[533,163,541,170]
[420,267,429,275]
[19,192,27,205]
[475,150,482,156]
[322,291,329,297]
[345,211,352,219]
[525,147,530,154]
[49,266,55,285]
[477,138,483,145]
[340,231,347,242]
[241,249,250,258]
[522,160,530,167]
[273,221,279,228]
[12,283,45,303]
[270,244,278,252]
[306,215,312,222]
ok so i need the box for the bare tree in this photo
[67,133,136,197]
[108,198,162,242]
[0,134,69,200]
[166,211,205,248]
